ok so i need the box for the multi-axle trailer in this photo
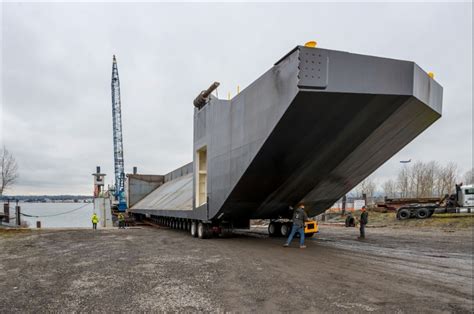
[129,44,443,238]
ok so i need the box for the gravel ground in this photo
[0,225,472,313]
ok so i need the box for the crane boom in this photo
[111,55,126,211]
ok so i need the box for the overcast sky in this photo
[1,2,472,195]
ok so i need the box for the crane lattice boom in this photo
[111,55,125,201]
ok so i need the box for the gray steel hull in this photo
[131,45,443,223]
[220,93,440,219]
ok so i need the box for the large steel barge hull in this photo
[130,46,442,223]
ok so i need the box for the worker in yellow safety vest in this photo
[91,213,99,230]
[117,213,125,229]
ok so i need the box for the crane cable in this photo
[20,203,90,218]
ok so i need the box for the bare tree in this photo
[408,161,436,197]
[0,147,19,196]
[354,177,377,204]
[463,168,474,185]
[435,162,458,196]
[397,165,410,197]
[396,161,458,198]
[422,161,438,197]
[382,179,397,198]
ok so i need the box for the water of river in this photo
[5,202,94,228]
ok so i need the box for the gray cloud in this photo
[1,2,472,195]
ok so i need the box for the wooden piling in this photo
[3,202,9,223]
[15,201,21,226]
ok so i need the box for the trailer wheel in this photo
[198,222,210,239]
[190,221,198,237]
[280,223,290,237]
[220,223,233,238]
[416,208,429,219]
[221,228,233,238]
[398,208,411,220]
[268,222,281,237]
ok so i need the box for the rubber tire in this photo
[305,233,314,238]
[416,208,429,219]
[268,222,281,237]
[220,224,233,238]
[398,208,411,220]
[197,222,209,239]
[280,223,290,237]
[190,221,198,237]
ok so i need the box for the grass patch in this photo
[325,211,474,229]
[395,213,474,229]
[0,228,32,238]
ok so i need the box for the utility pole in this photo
[341,195,347,216]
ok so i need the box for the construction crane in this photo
[111,55,127,211]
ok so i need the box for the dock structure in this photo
[129,45,443,232]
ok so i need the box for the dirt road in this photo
[1,226,472,312]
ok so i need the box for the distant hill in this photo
[0,195,93,203]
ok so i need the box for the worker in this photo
[358,206,369,239]
[345,212,355,227]
[91,213,99,230]
[283,204,308,249]
[118,213,125,229]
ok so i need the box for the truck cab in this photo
[458,184,474,208]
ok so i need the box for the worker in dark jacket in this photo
[358,206,369,239]
[283,204,308,249]
[345,212,355,227]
